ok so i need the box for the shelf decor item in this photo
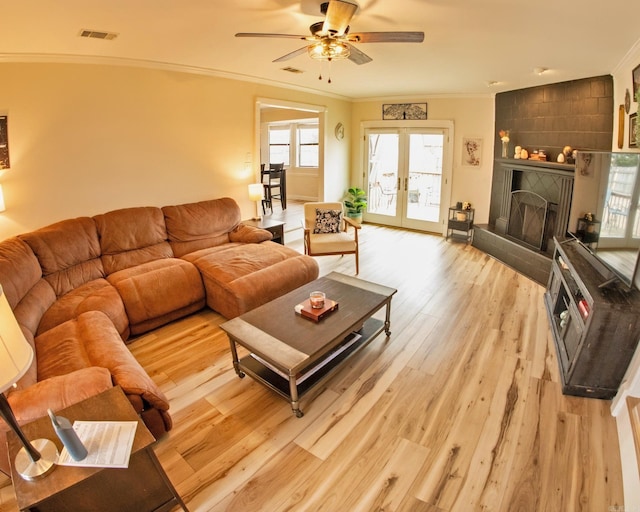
[499,129,510,158]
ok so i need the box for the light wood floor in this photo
[0,219,625,511]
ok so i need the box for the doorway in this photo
[363,122,453,233]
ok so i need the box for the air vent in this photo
[79,29,118,41]
[281,67,304,74]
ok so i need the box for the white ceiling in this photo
[1,0,639,100]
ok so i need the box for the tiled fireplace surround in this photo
[473,75,614,284]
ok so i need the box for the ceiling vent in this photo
[79,29,118,41]
[281,67,304,74]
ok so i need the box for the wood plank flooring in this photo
[0,219,625,511]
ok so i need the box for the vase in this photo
[501,140,509,158]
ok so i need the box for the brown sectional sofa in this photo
[0,197,319,475]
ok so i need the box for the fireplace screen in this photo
[507,190,556,251]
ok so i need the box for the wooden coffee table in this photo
[220,272,396,417]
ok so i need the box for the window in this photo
[297,125,319,167]
[268,127,290,166]
[267,121,319,168]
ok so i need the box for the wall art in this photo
[462,137,482,166]
[0,116,9,170]
[630,113,638,148]
[382,103,427,120]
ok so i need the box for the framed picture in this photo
[462,137,482,166]
[0,116,9,170]
[630,113,638,148]
[382,103,427,120]
[634,64,640,99]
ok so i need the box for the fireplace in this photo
[494,161,574,256]
[472,160,575,285]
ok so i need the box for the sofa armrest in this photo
[231,224,273,243]
[6,367,113,424]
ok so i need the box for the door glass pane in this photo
[406,133,443,222]
[367,133,399,216]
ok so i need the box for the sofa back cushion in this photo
[162,197,241,257]
[0,237,42,309]
[94,207,173,274]
[20,217,104,297]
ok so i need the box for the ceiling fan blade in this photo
[322,0,358,36]
[347,44,373,65]
[273,46,309,62]
[348,31,425,43]
[235,33,308,40]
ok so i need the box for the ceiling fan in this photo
[235,0,424,66]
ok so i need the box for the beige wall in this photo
[350,96,495,224]
[0,62,351,240]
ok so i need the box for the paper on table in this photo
[56,421,138,468]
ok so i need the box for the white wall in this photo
[0,62,351,240]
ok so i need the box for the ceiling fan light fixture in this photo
[308,40,350,61]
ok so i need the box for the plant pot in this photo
[346,212,363,225]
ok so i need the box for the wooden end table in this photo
[8,387,188,512]
[242,218,285,244]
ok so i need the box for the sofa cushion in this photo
[35,311,170,415]
[0,237,42,309]
[107,258,205,335]
[0,237,56,336]
[19,217,105,297]
[185,242,319,318]
[162,197,242,257]
[37,278,129,339]
[94,207,173,275]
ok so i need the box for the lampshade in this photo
[0,285,33,393]
[248,183,264,202]
[0,184,6,213]
[0,284,58,481]
[308,40,350,61]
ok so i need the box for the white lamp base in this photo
[14,438,58,481]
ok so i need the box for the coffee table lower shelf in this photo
[236,317,384,417]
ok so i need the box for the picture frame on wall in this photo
[0,116,9,170]
[382,103,427,120]
[634,64,640,99]
[462,137,483,166]
[630,113,638,148]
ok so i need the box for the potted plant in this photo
[344,186,367,224]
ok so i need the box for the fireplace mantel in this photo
[496,157,575,174]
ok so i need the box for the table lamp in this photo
[0,285,58,480]
[248,183,264,220]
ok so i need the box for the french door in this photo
[364,125,452,233]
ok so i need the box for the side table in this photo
[242,218,285,244]
[8,386,188,512]
[446,207,474,244]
